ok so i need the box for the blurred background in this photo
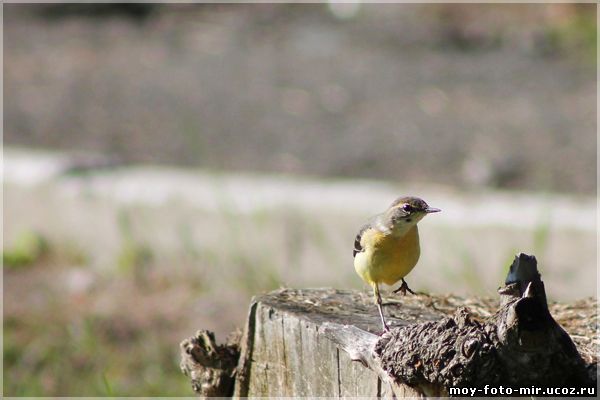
[3,3,596,396]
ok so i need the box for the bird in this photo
[353,196,440,332]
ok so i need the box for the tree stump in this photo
[180,254,597,397]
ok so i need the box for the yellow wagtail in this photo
[353,196,440,332]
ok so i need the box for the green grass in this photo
[3,230,49,269]
[3,219,194,396]
[116,208,154,282]
[435,226,488,293]
[4,290,191,396]
[541,10,597,63]
[532,206,552,256]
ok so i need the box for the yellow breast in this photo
[354,225,421,286]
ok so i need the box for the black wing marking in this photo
[353,224,369,258]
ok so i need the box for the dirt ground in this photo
[5,4,596,193]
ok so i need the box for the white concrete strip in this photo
[4,147,596,232]
[3,147,72,186]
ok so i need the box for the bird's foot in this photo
[393,279,416,296]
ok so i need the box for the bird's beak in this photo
[425,207,441,213]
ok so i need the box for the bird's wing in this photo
[353,213,388,258]
[353,223,370,258]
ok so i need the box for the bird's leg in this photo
[393,278,416,296]
[373,283,390,332]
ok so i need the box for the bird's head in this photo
[384,196,440,235]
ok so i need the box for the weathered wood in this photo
[181,254,597,397]
[236,288,395,396]
[322,322,424,397]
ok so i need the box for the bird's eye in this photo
[402,204,413,212]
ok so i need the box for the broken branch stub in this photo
[179,330,240,396]
[374,253,593,392]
